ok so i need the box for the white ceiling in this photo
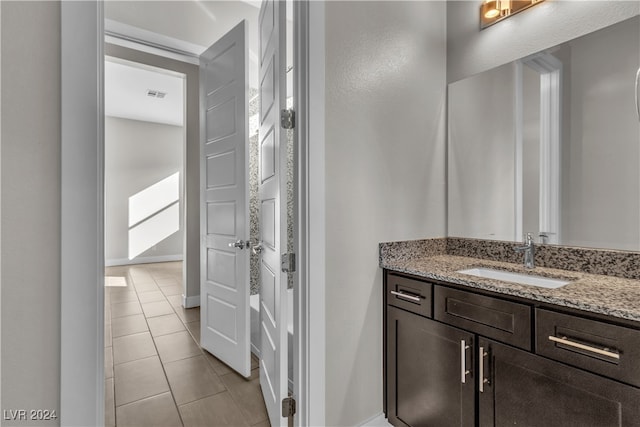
[105,59,185,126]
[105,0,261,87]
[103,1,293,124]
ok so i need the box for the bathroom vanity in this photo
[382,14,640,426]
[380,240,640,427]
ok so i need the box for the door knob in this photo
[228,240,249,250]
[252,242,263,255]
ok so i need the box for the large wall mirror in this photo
[448,15,640,251]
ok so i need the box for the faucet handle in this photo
[524,232,534,244]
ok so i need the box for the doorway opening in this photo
[101,3,296,426]
[60,2,317,425]
[104,57,186,268]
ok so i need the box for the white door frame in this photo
[519,53,562,244]
[59,1,327,426]
[294,1,325,425]
[60,2,105,425]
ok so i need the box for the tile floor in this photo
[105,262,268,427]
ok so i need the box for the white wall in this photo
[323,2,447,425]
[1,2,61,423]
[105,116,184,265]
[447,1,640,83]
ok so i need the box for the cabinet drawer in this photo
[386,274,432,318]
[536,309,640,387]
[434,286,532,350]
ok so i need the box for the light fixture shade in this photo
[480,0,545,29]
[481,0,500,19]
[499,0,512,12]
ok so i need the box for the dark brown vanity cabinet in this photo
[387,306,475,427]
[384,270,640,427]
[478,337,640,427]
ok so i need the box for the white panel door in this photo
[200,20,251,378]
[258,1,289,425]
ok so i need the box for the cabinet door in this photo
[387,306,475,427]
[478,338,640,427]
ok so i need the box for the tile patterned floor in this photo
[105,262,267,427]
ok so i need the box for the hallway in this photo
[105,262,269,427]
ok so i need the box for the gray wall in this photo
[324,2,447,424]
[447,1,640,83]
[1,2,61,424]
[105,116,184,264]
[105,43,200,303]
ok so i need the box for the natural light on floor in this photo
[105,276,128,287]
[128,172,180,260]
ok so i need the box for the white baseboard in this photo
[358,413,391,427]
[183,294,200,309]
[251,343,261,358]
[105,254,183,267]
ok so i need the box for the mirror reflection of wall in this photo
[448,62,516,241]
[562,16,639,250]
[447,15,640,251]
[522,64,541,241]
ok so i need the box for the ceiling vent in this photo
[147,89,167,99]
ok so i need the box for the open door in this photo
[258,1,290,425]
[199,20,251,378]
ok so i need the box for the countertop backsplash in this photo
[380,237,640,322]
[380,237,640,281]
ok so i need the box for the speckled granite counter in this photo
[380,244,640,323]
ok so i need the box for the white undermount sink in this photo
[456,267,571,289]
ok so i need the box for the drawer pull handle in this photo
[548,335,620,360]
[460,339,471,384]
[390,290,422,303]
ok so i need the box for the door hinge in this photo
[282,395,296,418]
[281,253,296,273]
[281,109,295,129]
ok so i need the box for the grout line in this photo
[114,390,172,409]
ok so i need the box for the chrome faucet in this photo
[514,232,535,269]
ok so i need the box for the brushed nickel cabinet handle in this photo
[461,339,471,384]
[548,335,620,360]
[390,290,421,303]
[479,346,489,392]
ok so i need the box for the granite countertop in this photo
[381,254,640,323]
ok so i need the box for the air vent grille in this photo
[147,89,167,99]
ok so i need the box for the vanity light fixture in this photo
[481,0,545,29]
